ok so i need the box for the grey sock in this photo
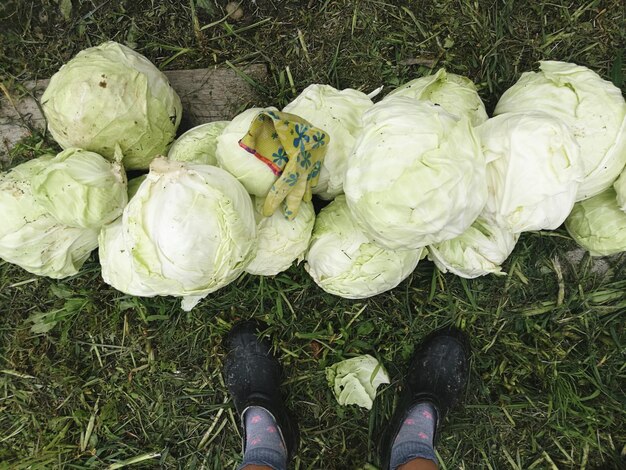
[238,406,287,470]
[389,402,438,470]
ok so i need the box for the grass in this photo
[1,0,626,468]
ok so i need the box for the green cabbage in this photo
[216,107,279,197]
[245,197,315,276]
[100,157,258,310]
[0,156,98,278]
[42,41,182,170]
[305,196,423,299]
[31,147,127,229]
[344,97,487,249]
[326,355,390,410]
[565,188,626,256]
[386,68,488,126]
[428,216,519,278]
[479,112,583,232]
[494,61,626,201]
[168,121,229,165]
[283,84,373,199]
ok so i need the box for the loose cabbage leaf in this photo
[326,355,390,410]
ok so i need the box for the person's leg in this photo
[380,327,470,470]
[398,459,438,470]
[389,401,438,469]
[223,321,299,470]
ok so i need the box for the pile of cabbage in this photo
[1,41,625,307]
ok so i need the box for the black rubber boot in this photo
[380,327,470,470]
[223,320,299,462]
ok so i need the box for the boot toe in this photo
[407,328,470,414]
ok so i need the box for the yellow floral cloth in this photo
[239,110,328,219]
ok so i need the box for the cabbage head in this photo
[42,41,182,170]
[283,84,373,199]
[479,112,583,232]
[245,197,315,276]
[31,147,127,229]
[216,107,279,196]
[305,196,423,299]
[565,188,626,256]
[614,169,626,213]
[326,355,390,410]
[428,216,519,278]
[113,157,257,310]
[344,97,487,249]
[0,156,99,278]
[494,61,626,201]
[386,68,488,126]
[168,121,229,165]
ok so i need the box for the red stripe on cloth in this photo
[239,140,283,176]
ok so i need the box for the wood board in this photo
[0,64,267,163]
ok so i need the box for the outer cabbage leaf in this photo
[127,175,147,199]
[41,41,182,170]
[245,197,315,276]
[99,218,159,296]
[326,355,390,410]
[119,157,257,309]
[386,68,488,126]
[216,107,279,196]
[479,112,583,232]
[565,188,626,256]
[428,216,519,278]
[494,60,626,201]
[168,121,229,165]
[305,196,423,299]
[283,84,373,199]
[614,168,626,213]
[344,97,487,249]
[31,147,127,229]
[0,156,98,278]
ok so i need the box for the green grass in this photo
[1,0,626,469]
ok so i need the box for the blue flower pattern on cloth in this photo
[285,172,299,187]
[266,110,280,120]
[312,131,326,149]
[299,146,312,169]
[272,147,288,165]
[293,124,310,148]
[308,161,321,181]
